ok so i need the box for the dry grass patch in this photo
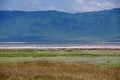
[0,61,119,80]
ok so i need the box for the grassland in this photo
[0,49,120,80]
[0,49,120,57]
[0,61,120,80]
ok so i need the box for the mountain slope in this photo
[0,8,120,44]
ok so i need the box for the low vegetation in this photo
[0,61,120,80]
[0,49,120,57]
[0,49,119,80]
[97,62,120,68]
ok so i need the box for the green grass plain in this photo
[0,49,120,57]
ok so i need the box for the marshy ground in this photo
[0,49,120,80]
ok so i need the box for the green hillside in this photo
[0,8,120,44]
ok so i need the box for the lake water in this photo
[0,43,120,49]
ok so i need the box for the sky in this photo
[0,0,120,13]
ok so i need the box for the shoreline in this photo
[0,44,120,49]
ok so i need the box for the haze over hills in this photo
[0,8,120,44]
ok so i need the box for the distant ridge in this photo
[0,8,119,13]
[0,8,120,44]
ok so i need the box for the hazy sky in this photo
[0,0,120,12]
